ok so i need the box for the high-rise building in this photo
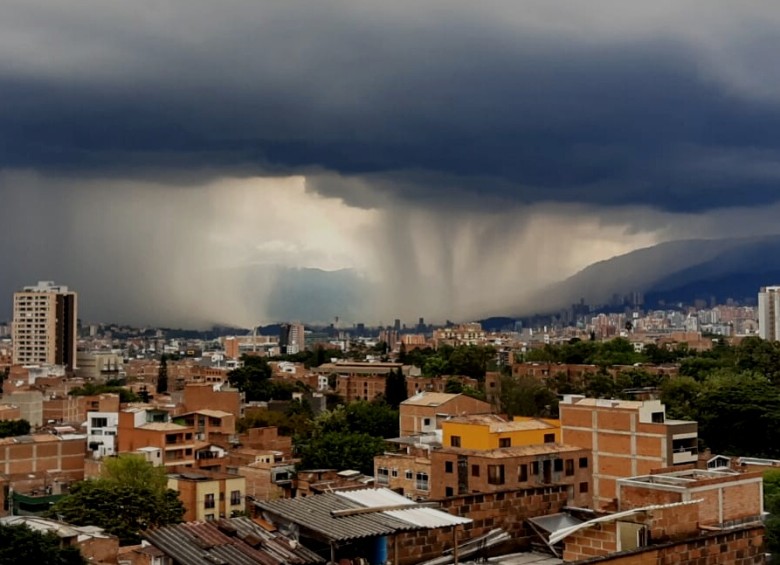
[758,285,780,341]
[12,281,78,370]
[279,322,305,355]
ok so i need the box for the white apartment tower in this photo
[12,281,78,370]
[758,285,780,341]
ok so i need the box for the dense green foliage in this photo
[512,336,780,458]
[156,355,168,394]
[400,345,497,379]
[51,455,183,544]
[228,355,309,401]
[68,383,139,403]
[295,400,398,474]
[0,419,30,438]
[764,470,780,555]
[0,523,86,564]
[384,368,408,408]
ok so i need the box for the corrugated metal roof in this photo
[256,488,470,542]
[143,518,323,565]
[336,489,471,529]
[255,491,415,542]
[547,499,702,545]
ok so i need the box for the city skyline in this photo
[4,2,780,327]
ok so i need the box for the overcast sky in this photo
[2,1,780,327]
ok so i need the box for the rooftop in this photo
[255,487,471,543]
[180,409,234,419]
[440,443,586,458]
[401,392,464,407]
[446,415,557,432]
[139,422,190,432]
[143,517,323,565]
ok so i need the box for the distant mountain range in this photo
[518,234,780,317]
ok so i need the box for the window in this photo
[391,468,398,478]
[471,464,480,477]
[204,494,215,509]
[498,438,511,448]
[554,459,563,473]
[532,461,539,475]
[544,433,555,443]
[519,464,528,482]
[579,457,589,469]
[565,459,574,476]
[487,465,505,485]
[423,418,431,427]
[651,412,665,423]
[230,490,242,505]
[415,472,429,491]
[445,487,454,497]
[579,482,589,494]
[377,467,389,485]
[445,461,454,473]
[405,470,413,480]
[450,435,461,448]
[205,514,215,521]
[91,417,108,429]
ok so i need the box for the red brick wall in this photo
[392,486,570,565]
[564,521,619,560]
[569,524,764,564]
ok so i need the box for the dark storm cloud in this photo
[3,1,780,212]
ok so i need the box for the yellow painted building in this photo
[442,415,561,450]
[168,470,246,521]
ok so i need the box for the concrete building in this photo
[279,322,305,354]
[12,281,78,370]
[75,351,124,382]
[559,395,699,509]
[7,390,43,427]
[86,411,119,459]
[758,285,780,341]
[168,469,246,521]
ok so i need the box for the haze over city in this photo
[4,1,780,327]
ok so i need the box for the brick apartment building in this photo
[182,383,243,419]
[405,375,480,397]
[558,467,765,562]
[0,433,86,510]
[559,395,699,509]
[117,408,195,468]
[430,444,592,506]
[399,392,492,436]
[168,469,246,521]
[441,415,561,450]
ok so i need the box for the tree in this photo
[0,523,86,564]
[0,419,30,438]
[499,375,558,418]
[297,431,387,476]
[156,355,168,394]
[69,383,139,403]
[384,368,408,408]
[101,454,169,492]
[764,470,780,555]
[52,456,183,544]
[227,355,275,401]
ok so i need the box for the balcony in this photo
[673,447,699,465]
